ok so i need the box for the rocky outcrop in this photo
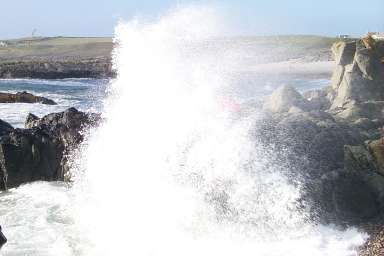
[260,37,384,252]
[0,108,100,190]
[262,85,312,113]
[328,37,384,119]
[0,91,56,105]
[0,57,114,79]
[259,40,384,224]
[256,103,374,224]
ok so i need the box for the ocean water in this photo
[0,79,107,128]
[0,76,328,128]
[0,6,367,256]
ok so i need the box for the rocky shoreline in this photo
[258,35,384,254]
[0,35,382,254]
[0,108,100,190]
[0,91,56,105]
[0,37,114,79]
[0,57,114,79]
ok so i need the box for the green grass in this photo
[0,37,113,62]
[0,35,342,64]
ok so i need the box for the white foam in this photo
[70,5,367,256]
[0,5,368,256]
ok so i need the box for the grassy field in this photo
[0,35,342,64]
[0,37,113,62]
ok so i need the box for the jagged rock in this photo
[356,40,374,80]
[330,65,345,90]
[329,37,384,113]
[0,128,64,190]
[0,108,100,190]
[332,41,356,66]
[0,91,56,105]
[263,85,311,113]
[0,120,13,136]
[25,113,39,128]
[367,139,384,176]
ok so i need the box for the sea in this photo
[0,6,368,256]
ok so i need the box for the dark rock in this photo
[255,110,365,180]
[344,145,375,172]
[0,225,6,249]
[0,108,100,190]
[0,128,64,190]
[367,139,384,176]
[0,120,13,136]
[0,91,57,105]
[311,171,379,225]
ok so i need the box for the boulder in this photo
[263,85,311,113]
[0,91,56,105]
[253,109,365,181]
[0,108,100,190]
[0,128,64,190]
[303,87,331,110]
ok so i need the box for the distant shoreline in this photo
[243,60,335,77]
[0,37,114,79]
[0,35,336,79]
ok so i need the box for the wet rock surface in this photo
[258,36,384,229]
[0,91,56,105]
[0,108,100,190]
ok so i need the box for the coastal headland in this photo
[0,35,339,79]
[0,37,113,79]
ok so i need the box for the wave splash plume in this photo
[71,6,366,256]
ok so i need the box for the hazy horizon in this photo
[0,34,365,41]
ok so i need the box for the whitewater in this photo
[0,6,367,256]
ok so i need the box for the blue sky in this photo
[1,0,383,39]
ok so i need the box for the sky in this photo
[1,0,383,39]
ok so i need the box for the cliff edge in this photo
[0,37,114,79]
